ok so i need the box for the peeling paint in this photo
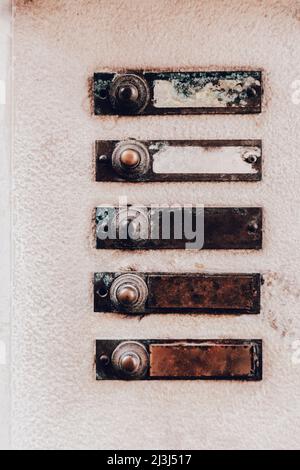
[153,72,261,108]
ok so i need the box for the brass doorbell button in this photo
[109,74,150,115]
[120,149,140,168]
[111,140,151,180]
[109,274,149,313]
[111,341,149,379]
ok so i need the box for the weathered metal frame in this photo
[94,272,261,315]
[96,339,263,381]
[95,207,263,250]
[94,71,262,116]
[96,139,262,182]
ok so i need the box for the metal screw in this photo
[245,154,257,164]
[248,222,258,234]
[99,355,110,367]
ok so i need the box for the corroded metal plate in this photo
[94,71,262,115]
[95,207,263,250]
[96,140,262,182]
[96,340,263,381]
[94,273,261,315]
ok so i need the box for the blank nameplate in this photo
[96,140,262,182]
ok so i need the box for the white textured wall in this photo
[13,0,300,450]
[0,0,11,450]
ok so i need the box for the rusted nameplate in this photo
[96,140,262,182]
[94,71,262,115]
[95,207,263,250]
[94,273,261,315]
[96,340,263,381]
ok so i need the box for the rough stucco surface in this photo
[12,0,300,450]
[0,0,11,450]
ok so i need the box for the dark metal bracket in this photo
[96,139,262,182]
[95,206,263,250]
[96,339,263,381]
[94,272,261,315]
[94,71,262,116]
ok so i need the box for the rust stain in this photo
[294,9,300,22]
[148,274,260,313]
[264,272,298,338]
[15,0,42,9]
[266,308,295,339]
[87,76,95,116]
[16,0,34,5]
[264,271,300,298]
[149,343,256,378]
[15,0,63,14]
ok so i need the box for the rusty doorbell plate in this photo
[96,339,263,381]
[94,71,262,115]
[94,273,261,315]
[95,206,263,250]
[96,139,262,183]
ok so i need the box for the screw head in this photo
[248,222,259,233]
[99,354,110,367]
[246,154,257,164]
